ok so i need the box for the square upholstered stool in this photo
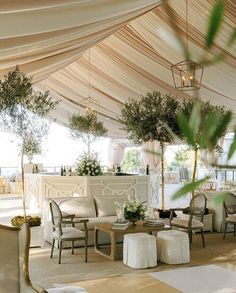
[157,230,190,264]
[123,233,157,269]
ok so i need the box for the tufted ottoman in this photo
[157,230,190,264]
[123,233,157,269]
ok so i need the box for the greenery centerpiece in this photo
[123,198,147,225]
[76,153,103,176]
[69,108,107,155]
[120,91,182,209]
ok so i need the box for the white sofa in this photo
[43,195,127,246]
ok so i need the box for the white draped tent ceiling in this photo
[0,0,235,138]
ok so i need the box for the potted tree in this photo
[0,66,58,217]
[69,108,107,156]
[180,98,226,196]
[120,90,182,209]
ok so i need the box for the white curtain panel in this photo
[107,139,132,167]
[142,140,163,173]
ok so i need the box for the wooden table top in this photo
[94,222,171,234]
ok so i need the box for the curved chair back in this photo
[190,193,207,222]
[50,200,63,237]
[223,193,236,215]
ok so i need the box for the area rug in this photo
[149,264,236,293]
[58,274,181,293]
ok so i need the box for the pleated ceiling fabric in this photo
[0,0,160,81]
[0,0,235,138]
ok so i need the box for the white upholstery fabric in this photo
[53,227,85,239]
[94,196,127,217]
[157,230,190,264]
[47,286,87,293]
[123,233,157,269]
[171,218,204,228]
[226,214,236,223]
[59,197,96,218]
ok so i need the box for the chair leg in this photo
[223,222,227,239]
[234,224,236,237]
[58,241,62,264]
[201,229,205,248]
[50,239,55,258]
[85,240,88,263]
[188,231,192,249]
[71,241,74,255]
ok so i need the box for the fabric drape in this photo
[142,140,164,174]
[0,0,235,138]
[108,139,133,167]
[0,0,160,81]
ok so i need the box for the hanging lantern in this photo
[171,0,204,91]
[171,59,204,91]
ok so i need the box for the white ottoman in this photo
[123,233,157,269]
[157,230,190,264]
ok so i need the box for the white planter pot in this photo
[30,226,42,248]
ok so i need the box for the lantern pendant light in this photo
[171,0,204,91]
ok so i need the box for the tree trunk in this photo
[192,146,198,198]
[21,145,27,219]
[88,141,90,156]
[161,142,165,209]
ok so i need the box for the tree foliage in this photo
[119,91,182,145]
[0,66,59,217]
[180,98,227,151]
[0,66,58,146]
[69,109,107,154]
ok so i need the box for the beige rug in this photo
[65,274,181,293]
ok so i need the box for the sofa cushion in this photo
[94,196,127,217]
[74,216,117,231]
[59,197,96,218]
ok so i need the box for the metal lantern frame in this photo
[171,59,204,91]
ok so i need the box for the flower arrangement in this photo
[123,198,147,224]
[76,154,103,176]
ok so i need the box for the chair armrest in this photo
[73,219,89,224]
[169,208,185,225]
[61,220,74,225]
[62,212,75,220]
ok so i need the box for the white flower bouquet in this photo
[76,154,103,176]
[123,198,147,224]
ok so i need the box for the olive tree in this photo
[69,109,107,156]
[0,66,58,217]
[120,90,182,209]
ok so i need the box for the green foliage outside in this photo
[122,148,141,172]
[167,148,191,171]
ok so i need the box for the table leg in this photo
[110,232,118,261]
